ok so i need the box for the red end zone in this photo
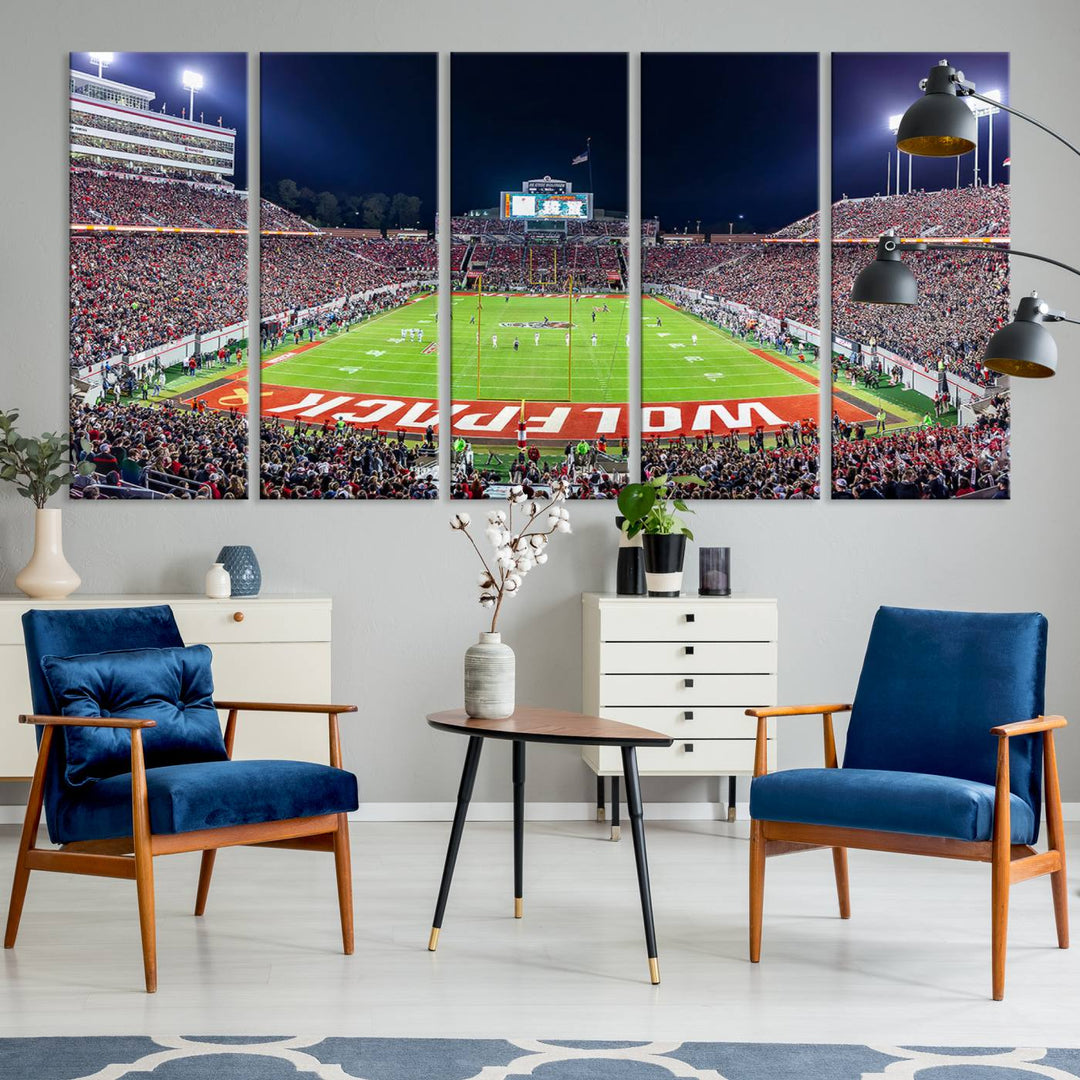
[200,380,873,439]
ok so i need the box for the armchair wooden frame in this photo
[746,703,1069,1001]
[4,700,358,993]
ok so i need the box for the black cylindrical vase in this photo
[615,515,646,596]
[699,547,731,596]
[642,533,687,597]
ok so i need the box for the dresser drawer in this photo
[590,738,772,775]
[598,601,777,643]
[172,600,330,645]
[600,640,776,675]
[599,706,773,741]
[600,673,776,708]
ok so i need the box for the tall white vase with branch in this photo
[1,409,94,599]
[451,482,572,719]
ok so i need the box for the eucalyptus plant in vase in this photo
[450,481,571,719]
[0,409,95,598]
[618,473,705,596]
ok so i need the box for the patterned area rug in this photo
[3,1038,1079,1080]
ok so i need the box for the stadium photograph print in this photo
[258,53,438,500]
[831,52,1011,500]
[641,53,821,501]
[69,51,250,500]
[449,52,629,501]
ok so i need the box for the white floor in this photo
[1,819,1077,1047]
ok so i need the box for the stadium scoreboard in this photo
[501,191,592,221]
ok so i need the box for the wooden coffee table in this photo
[425,706,673,984]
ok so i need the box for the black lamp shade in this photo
[850,256,918,305]
[983,320,1058,379]
[982,294,1059,378]
[896,63,977,157]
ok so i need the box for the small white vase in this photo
[204,562,231,599]
[464,631,515,719]
[15,508,81,600]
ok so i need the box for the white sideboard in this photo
[582,592,778,828]
[0,594,334,781]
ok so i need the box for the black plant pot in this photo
[642,533,687,597]
[615,515,646,596]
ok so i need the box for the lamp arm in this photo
[929,243,1080,281]
[965,89,1080,161]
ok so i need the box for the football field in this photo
[450,291,629,403]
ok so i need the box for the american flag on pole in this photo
[1002,156,1011,166]
[571,145,589,166]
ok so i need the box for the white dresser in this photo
[582,592,778,831]
[0,594,334,782]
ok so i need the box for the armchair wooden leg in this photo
[749,819,765,963]
[1044,731,1070,950]
[832,847,851,919]
[333,813,354,955]
[991,737,1011,1001]
[194,850,216,916]
[131,732,157,993]
[5,727,52,950]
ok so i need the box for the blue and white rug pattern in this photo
[3,1037,1079,1080]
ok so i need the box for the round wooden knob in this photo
[233,611,244,623]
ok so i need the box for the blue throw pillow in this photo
[41,645,228,786]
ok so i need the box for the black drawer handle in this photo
[684,742,694,752]
[685,645,695,655]
[684,678,694,689]
[684,710,694,721]
[685,613,695,623]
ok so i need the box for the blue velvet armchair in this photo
[4,605,360,993]
[747,606,1068,1000]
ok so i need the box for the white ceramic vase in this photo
[204,562,231,599]
[15,508,81,600]
[464,631,515,719]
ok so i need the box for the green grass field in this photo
[260,293,439,401]
[450,291,628,402]
[641,295,815,403]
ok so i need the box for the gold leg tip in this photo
[427,928,440,951]
[648,957,660,984]
[596,809,606,822]
[610,826,621,842]
[514,898,523,919]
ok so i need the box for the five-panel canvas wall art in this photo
[67,51,1010,501]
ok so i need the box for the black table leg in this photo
[596,774,606,823]
[728,775,738,823]
[610,775,621,841]
[429,735,484,951]
[621,745,660,984]
[513,740,525,919]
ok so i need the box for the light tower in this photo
[88,52,114,79]
[182,69,204,121]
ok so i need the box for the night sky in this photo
[70,52,248,188]
[642,53,818,235]
[832,52,1010,202]
[260,53,437,224]
[451,53,628,215]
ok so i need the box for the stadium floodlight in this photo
[897,59,1080,161]
[182,69,204,121]
[88,52,114,78]
[850,233,1080,377]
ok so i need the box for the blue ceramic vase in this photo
[216,545,261,597]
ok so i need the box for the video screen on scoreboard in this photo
[501,191,592,220]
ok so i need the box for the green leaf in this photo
[681,527,695,541]
[617,483,656,524]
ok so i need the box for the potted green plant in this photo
[0,409,95,599]
[617,474,705,596]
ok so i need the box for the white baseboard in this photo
[3,801,1080,826]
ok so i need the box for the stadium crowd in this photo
[70,233,247,370]
[70,399,248,500]
[832,394,1010,498]
[260,419,437,499]
[70,169,247,229]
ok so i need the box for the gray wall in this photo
[3,0,1079,807]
